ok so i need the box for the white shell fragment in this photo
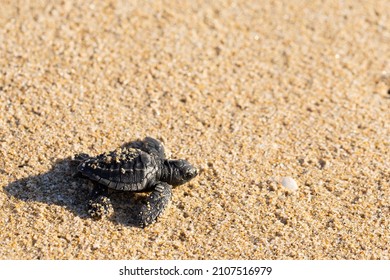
[281,177,298,191]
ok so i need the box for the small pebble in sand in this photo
[281,177,298,191]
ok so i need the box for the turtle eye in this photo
[185,167,197,179]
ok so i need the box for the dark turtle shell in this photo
[77,147,160,191]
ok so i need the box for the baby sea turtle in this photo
[74,137,198,227]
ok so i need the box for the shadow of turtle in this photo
[4,157,145,227]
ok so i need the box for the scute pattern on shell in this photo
[101,147,140,164]
[78,147,159,192]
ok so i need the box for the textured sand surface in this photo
[0,0,389,259]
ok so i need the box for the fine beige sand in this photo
[0,0,389,259]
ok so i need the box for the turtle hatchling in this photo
[74,137,198,227]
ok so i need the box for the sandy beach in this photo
[0,0,389,259]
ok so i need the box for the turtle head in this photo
[164,159,198,186]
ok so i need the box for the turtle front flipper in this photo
[136,182,172,228]
[88,183,113,220]
[141,137,166,159]
[122,137,166,159]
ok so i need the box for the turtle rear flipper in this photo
[135,182,172,228]
[73,153,90,162]
[88,183,113,219]
[70,153,91,177]
[88,196,113,220]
